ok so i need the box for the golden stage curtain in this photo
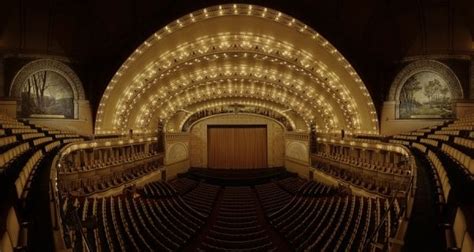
[207,126,267,169]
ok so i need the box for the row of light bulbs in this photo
[171,100,300,132]
[131,80,341,133]
[95,4,378,135]
[110,58,358,133]
[106,41,357,129]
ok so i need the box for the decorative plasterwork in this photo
[10,59,85,100]
[134,80,338,131]
[388,59,463,102]
[95,4,379,135]
[178,104,296,132]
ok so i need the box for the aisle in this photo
[402,151,443,252]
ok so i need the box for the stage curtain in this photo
[208,126,267,169]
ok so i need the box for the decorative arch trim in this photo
[9,59,86,119]
[10,59,85,100]
[388,59,463,102]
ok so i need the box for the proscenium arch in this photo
[95,4,379,135]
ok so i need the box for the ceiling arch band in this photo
[95,4,379,135]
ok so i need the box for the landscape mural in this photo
[20,70,74,118]
[399,71,454,119]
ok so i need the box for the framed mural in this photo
[20,70,74,118]
[10,59,85,119]
[389,60,463,119]
[399,71,453,119]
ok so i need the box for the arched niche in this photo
[381,59,464,135]
[389,60,463,119]
[9,59,93,135]
[10,59,86,119]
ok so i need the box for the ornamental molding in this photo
[9,59,85,100]
[388,59,463,102]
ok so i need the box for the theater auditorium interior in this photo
[0,1,474,251]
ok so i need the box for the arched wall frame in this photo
[9,59,86,119]
[388,59,463,119]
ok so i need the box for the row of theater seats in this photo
[255,182,293,215]
[387,116,474,251]
[199,186,275,251]
[181,183,220,216]
[168,177,198,195]
[0,115,85,252]
[276,176,306,194]
[296,180,341,197]
[316,163,393,196]
[268,194,400,251]
[64,195,206,252]
[0,118,82,169]
[316,152,411,176]
[60,163,163,195]
[141,180,177,197]
[60,176,403,251]
[58,151,159,174]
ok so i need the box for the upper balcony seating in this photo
[64,164,163,195]
[315,152,411,176]
[58,151,156,174]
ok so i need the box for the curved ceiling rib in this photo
[95,4,379,135]
[170,99,300,132]
[136,83,329,131]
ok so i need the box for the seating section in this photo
[182,182,220,216]
[141,181,177,197]
[268,195,399,251]
[199,187,275,251]
[389,116,474,203]
[60,163,163,195]
[315,162,393,195]
[315,152,411,176]
[276,176,306,194]
[58,151,158,174]
[0,115,86,252]
[386,115,474,251]
[14,150,44,204]
[296,180,341,197]
[59,173,404,251]
[168,177,198,194]
[255,182,292,215]
[64,195,207,251]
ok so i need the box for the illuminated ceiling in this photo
[95,4,379,135]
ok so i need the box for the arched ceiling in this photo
[166,98,301,132]
[0,0,472,118]
[95,4,379,135]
